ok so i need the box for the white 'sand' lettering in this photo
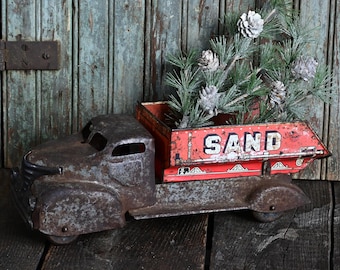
[203,131,281,155]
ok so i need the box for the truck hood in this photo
[27,132,99,168]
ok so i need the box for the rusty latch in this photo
[0,40,60,70]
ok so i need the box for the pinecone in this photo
[237,11,264,38]
[291,56,318,81]
[270,81,286,113]
[198,50,219,72]
[198,85,221,115]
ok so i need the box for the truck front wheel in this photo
[47,235,79,245]
[252,211,283,222]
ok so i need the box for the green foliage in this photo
[223,11,241,37]
[165,0,333,128]
[166,50,198,70]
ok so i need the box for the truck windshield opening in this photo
[89,133,108,151]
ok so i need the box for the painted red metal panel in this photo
[136,102,330,183]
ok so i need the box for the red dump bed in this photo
[136,102,330,183]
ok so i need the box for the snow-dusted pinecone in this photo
[198,50,219,72]
[270,81,286,113]
[291,56,318,81]
[198,85,221,115]
[237,11,264,38]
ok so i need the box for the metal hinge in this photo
[0,40,60,70]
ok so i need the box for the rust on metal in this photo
[9,104,330,244]
[11,115,156,241]
[0,40,60,70]
[137,102,331,182]
[129,174,309,219]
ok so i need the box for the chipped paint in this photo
[137,102,331,182]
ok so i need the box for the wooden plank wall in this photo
[0,0,339,180]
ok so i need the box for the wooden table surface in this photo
[1,168,339,270]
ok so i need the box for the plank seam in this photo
[36,242,51,270]
[204,214,215,270]
[329,182,335,269]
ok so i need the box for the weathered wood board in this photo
[112,1,146,114]
[3,0,39,168]
[0,170,208,270]
[1,168,339,269]
[0,0,338,180]
[0,169,46,269]
[333,182,340,268]
[39,1,73,143]
[325,0,340,181]
[293,0,334,180]
[40,215,208,270]
[210,180,333,269]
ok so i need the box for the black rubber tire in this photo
[47,235,79,245]
[252,211,283,222]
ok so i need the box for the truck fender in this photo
[33,187,125,237]
[247,179,310,214]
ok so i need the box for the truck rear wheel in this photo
[252,211,283,222]
[47,235,79,245]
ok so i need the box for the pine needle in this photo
[164,0,334,128]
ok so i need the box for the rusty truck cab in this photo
[11,115,156,244]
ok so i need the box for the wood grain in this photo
[0,169,46,270]
[331,182,340,268]
[113,1,146,114]
[145,0,184,101]
[209,180,332,269]
[293,0,332,180]
[325,0,340,181]
[0,168,339,269]
[185,0,219,51]
[76,0,111,127]
[1,0,339,176]
[41,215,208,270]
[39,0,73,141]
[3,0,39,167]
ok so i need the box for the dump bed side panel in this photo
[136,102,330,183]
[169,122,330,166]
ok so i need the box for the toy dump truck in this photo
[11,102,330,244]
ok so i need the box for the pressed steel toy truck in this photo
[11,102,330,244]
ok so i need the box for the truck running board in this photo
[129,174,310,220]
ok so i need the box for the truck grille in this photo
[11,152,62,228]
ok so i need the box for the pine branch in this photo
[166,50,198,70]
[164,0,334,128]
[223,85,262,108]
[210,36,233,67]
